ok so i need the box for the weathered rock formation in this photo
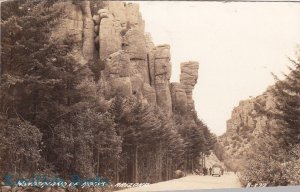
[97,1,200,117]
[51,1,98,65]
[82,1,95,61]
[152,45,172,116]
[52,1,200,118]
[219,87,278,159]
[180,62,199,112]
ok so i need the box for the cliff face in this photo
[53,1,199,118]
[219,87,278,159]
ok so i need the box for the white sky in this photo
[136,1,300,136]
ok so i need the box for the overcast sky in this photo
[134,1,300,136]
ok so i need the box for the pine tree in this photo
[52,108,121,179]
[0,1,111,178]
[0,113,42,177]
[0,0,66,176]
[240,48,300,186]
[271,49,300,149]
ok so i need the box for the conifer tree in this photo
[271,50,300,149]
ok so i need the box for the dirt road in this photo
[117,172,242,192]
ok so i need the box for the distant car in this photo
[211,167,222,177]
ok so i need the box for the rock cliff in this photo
[53,1,199,118]
[219,87,278,160]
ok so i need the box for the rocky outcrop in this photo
[99,1,200,117]
[219,87,278,159]
[153,45,172,116]
[123,29,147,60]
[51,2,85,64]
[53,1,200,118]
[103,51,131,79]
[99,16,122,60]
[81,0,95,61]
[123,29,149,84]
[101,51,132,98]
[51,1,99,65]
[97,2,140,60]
[98,1,175,116]
[180,62,199,112]
[225,87,276,138]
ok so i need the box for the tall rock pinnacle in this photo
[52,1,200,118]
[180,61,199,112]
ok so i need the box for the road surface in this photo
[117,172,242,192]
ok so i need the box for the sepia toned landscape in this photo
[0,1,299,192]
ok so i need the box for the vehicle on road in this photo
[211,164,222,177]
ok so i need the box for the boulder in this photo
[154,45,171,79]
[154,59,171,79]
[129,59,149,84]
[155,44,170,59]
[104,51,131,79]
[126,3,142,31]
[98,8,109,15]
[99,17,122,60]
[98,9,110,20]
[180,61,199,91]
[106,1,127,26]
[93,14,100,24]
[100,12,110,20]
[105,2,144,32]
[123,29,147,60]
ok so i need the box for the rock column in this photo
[180,61,199,112]
[153,45,172,116]
[82,0,95,61]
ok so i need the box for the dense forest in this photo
[0,0,216,187]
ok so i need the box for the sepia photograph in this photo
[0,0,299,191]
